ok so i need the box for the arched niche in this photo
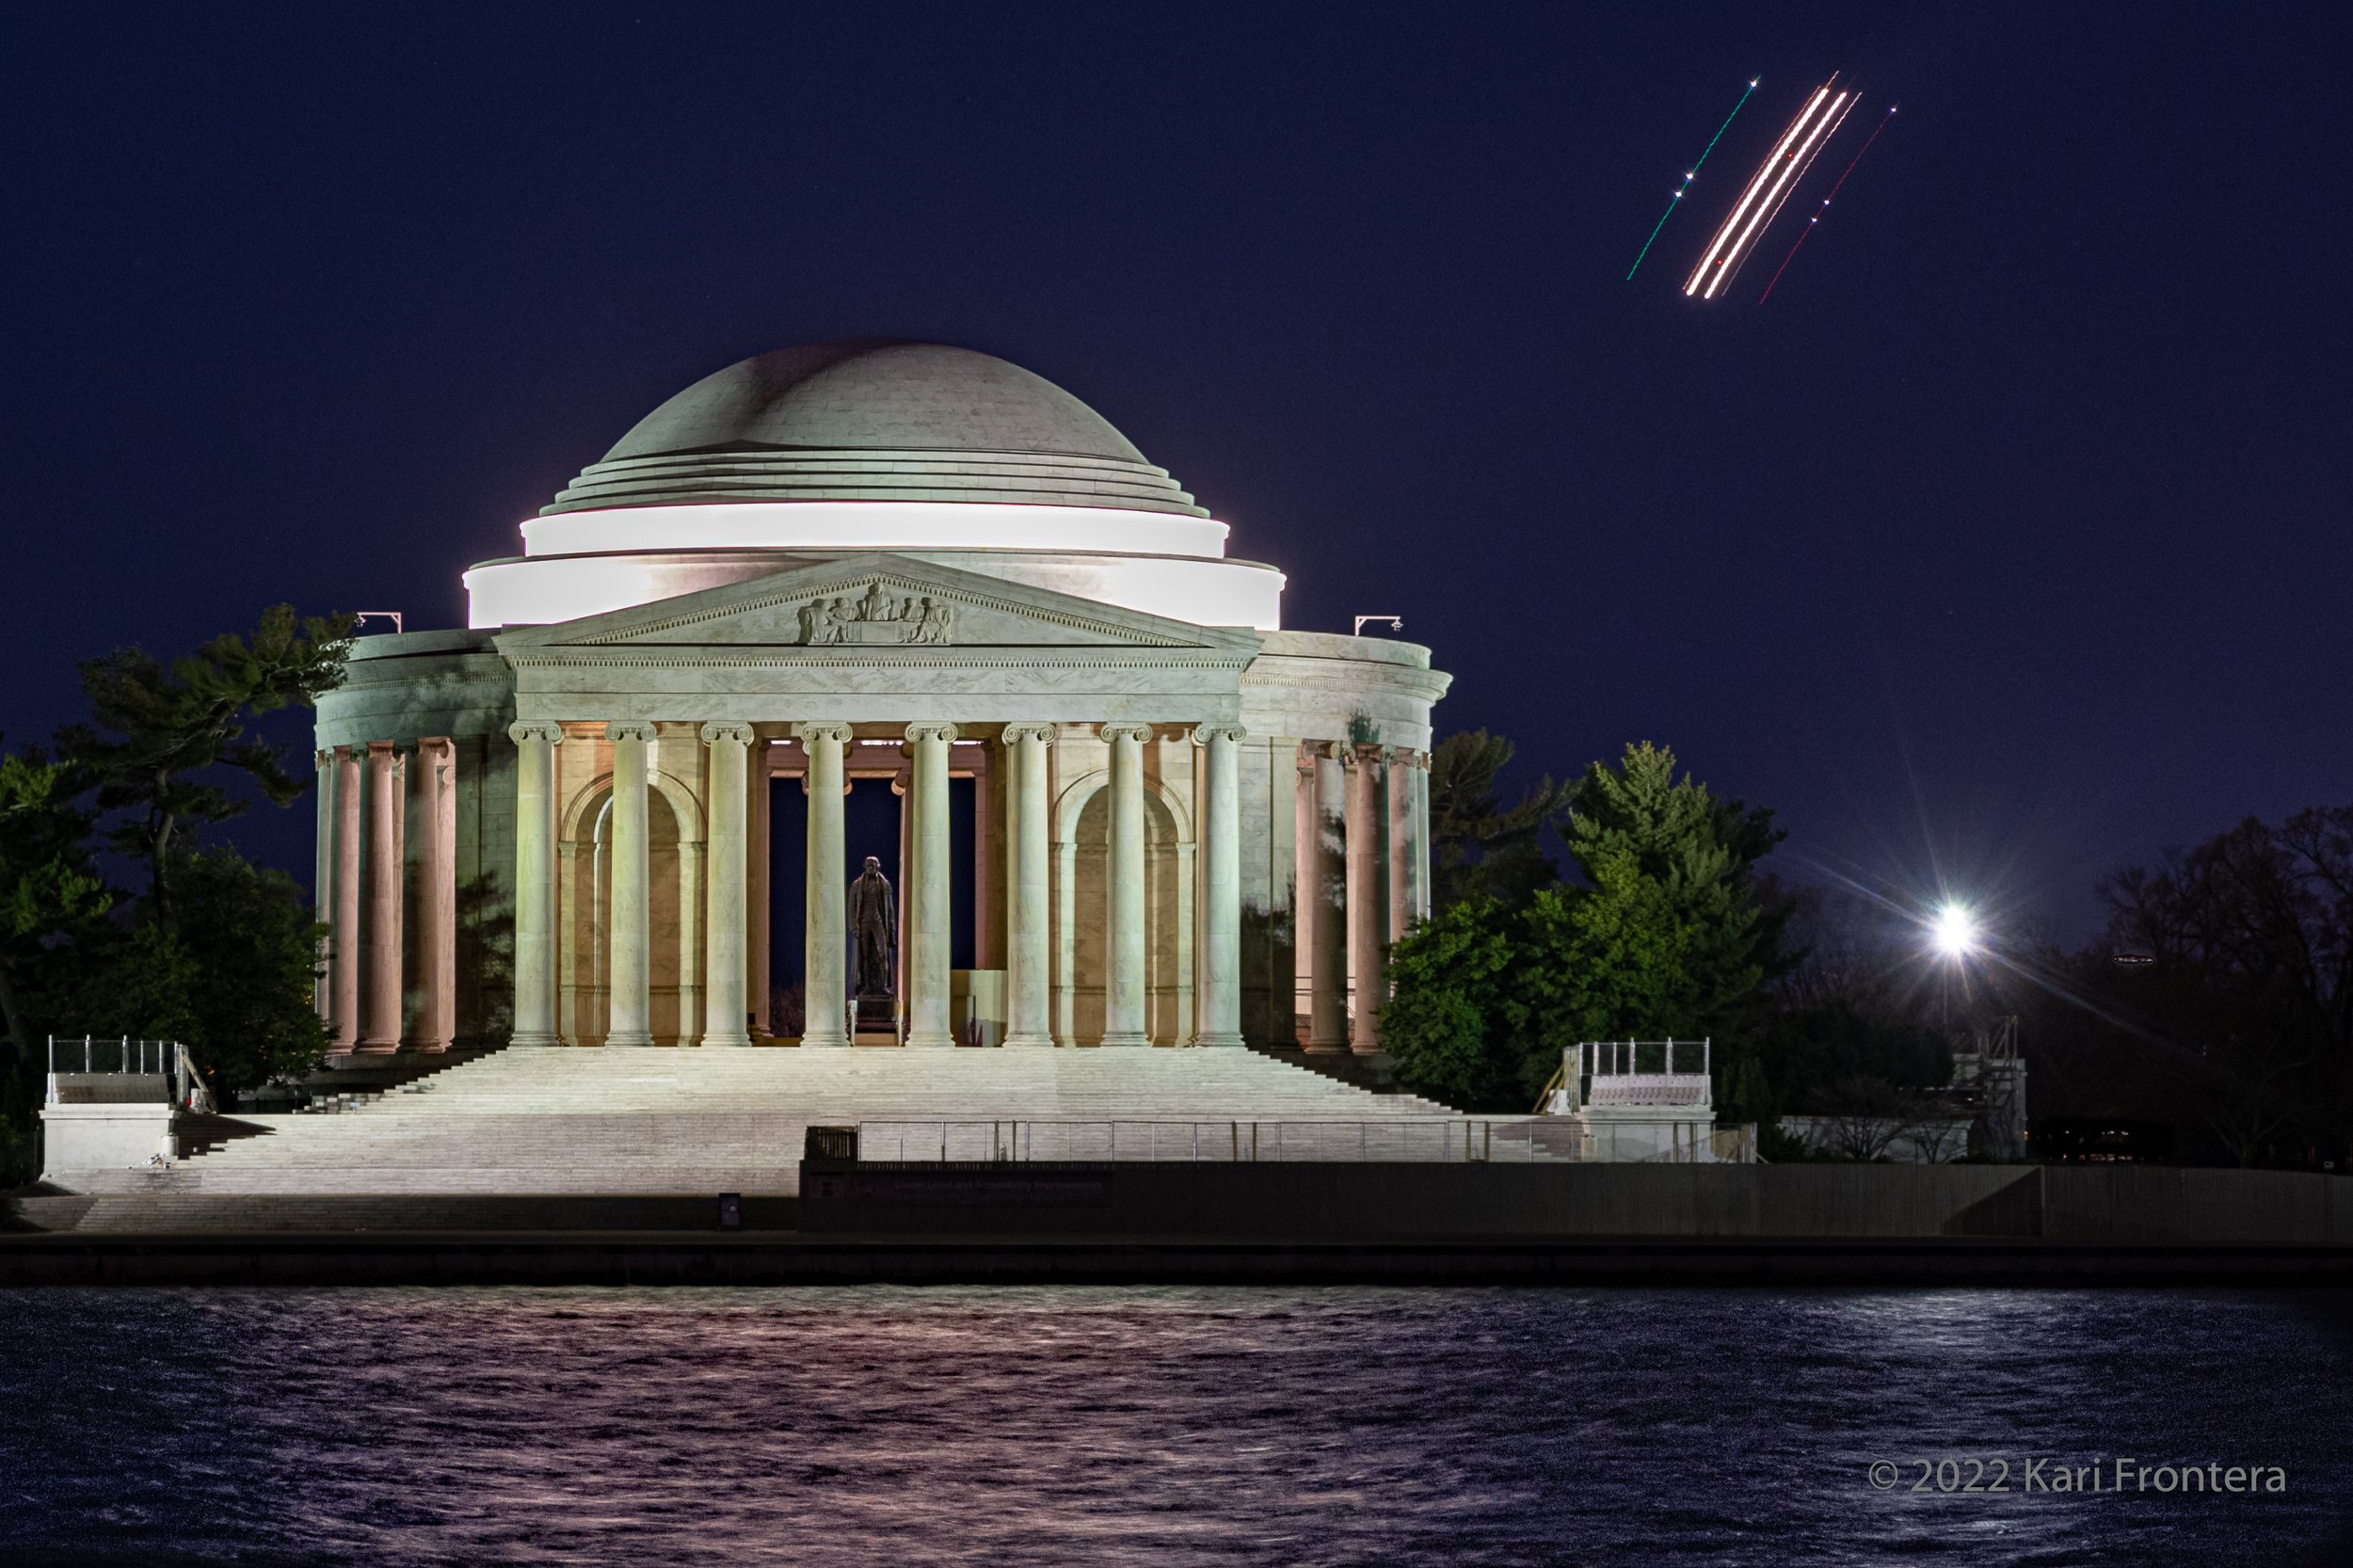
[1051,770,1195,1046]
[555,769,706,1045]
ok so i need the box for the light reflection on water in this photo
[1,1286,2347,1566]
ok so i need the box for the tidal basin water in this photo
[2,1287,2348,1566]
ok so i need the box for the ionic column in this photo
[700,723,755,1047]
[605,722,656,1048]
[508,724,564,1046]
[313,751,333,1030]
[796,723,854,1047]
[1345,744,1387,1055]
[1193,725,1245,1048]
[904,723,958,1048]
[330,745,361,1051]
[1306,744,1348,1052]
[1415,755,1433,920]
[358,741,405,1053]
[1388,748,1416,945]
[416,737,456,1052]
[1100,723,1152,1047]
[1002,724,1055,1048]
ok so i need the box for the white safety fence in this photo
[854,1119,1591,1163]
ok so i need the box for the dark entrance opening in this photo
[766,772,977,1031]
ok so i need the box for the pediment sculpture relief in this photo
[798,582,955,646]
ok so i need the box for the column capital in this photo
[605,721,657,744]
[1099,722,1153,745]
[1340,741,1391,769]
[314,748,333,770]
[1001,723,1056,746]
[793,720,856,746]
[904,722,960,746]
[1190,724,1247,747]
[698,721,756,746]
[508,721,565,747]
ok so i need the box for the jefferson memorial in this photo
[312,340,1450,1064]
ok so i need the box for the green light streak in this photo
[1626,80,1757,281]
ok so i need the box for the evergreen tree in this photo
[0,747,114,1178]
[1384,738,1781,1113]
[1426,728,1573,909]
[59,605,351,928]
[1561,742,1778,1044]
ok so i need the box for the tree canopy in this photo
[0,607,349,1181]
[60,604,351,927]
[1383,740,1780,1112]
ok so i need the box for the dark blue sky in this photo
[3,2,2345,938]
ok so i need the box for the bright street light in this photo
[1932,904,1978,958]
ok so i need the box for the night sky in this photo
[4,3,2345,939]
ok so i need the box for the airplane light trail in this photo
[1758,105,1896,303]
[1699,85,1849,297]
[1740,89,1855,282]
[1683,77,1851,299]
[1625,79,1758,281]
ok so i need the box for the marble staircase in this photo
[58,1047,1474,1196]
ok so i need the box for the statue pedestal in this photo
[852,994,900,1046]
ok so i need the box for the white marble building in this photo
[312,340,1449,1059]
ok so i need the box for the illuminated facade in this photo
[312,341,1448,1056]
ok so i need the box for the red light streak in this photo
[1757,105,1896,304]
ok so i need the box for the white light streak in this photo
[1684,86,1827,297]
[1703,88,1849,298]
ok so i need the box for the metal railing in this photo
[44,1035,215,1112]
[1538,1039,1715,1113]
[853,1118,1590,1163]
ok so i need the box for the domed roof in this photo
[541,340,1205,519]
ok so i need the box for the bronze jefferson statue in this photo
[850,856,897,1001]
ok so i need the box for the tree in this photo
[1560,742,1777,1045]
[2095,807,2353,1164]
[1426,729,1574,910]
[53,852,328,1095]
[0,748,110,1071]
[60,604,351,928]
[1385,740,1782,1112]
[1380,896,1533,1111]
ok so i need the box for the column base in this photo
[1098,1031,1149,1048]
[1350,1043,1384,1058]
[701,1031,753,1048]
[1190,1032,1246,1048]
[904,1031,955,1049]
[606,1031,655,1048]
[801,1032,851,1048]
[1001,1032,1055,1049]
[352,1039,401,1055]
[1304,1039,1348,1055]
[509,1032,562,1048]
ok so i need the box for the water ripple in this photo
[1,1286,2348,1566]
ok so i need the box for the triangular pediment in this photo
[495,552,1260,655]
